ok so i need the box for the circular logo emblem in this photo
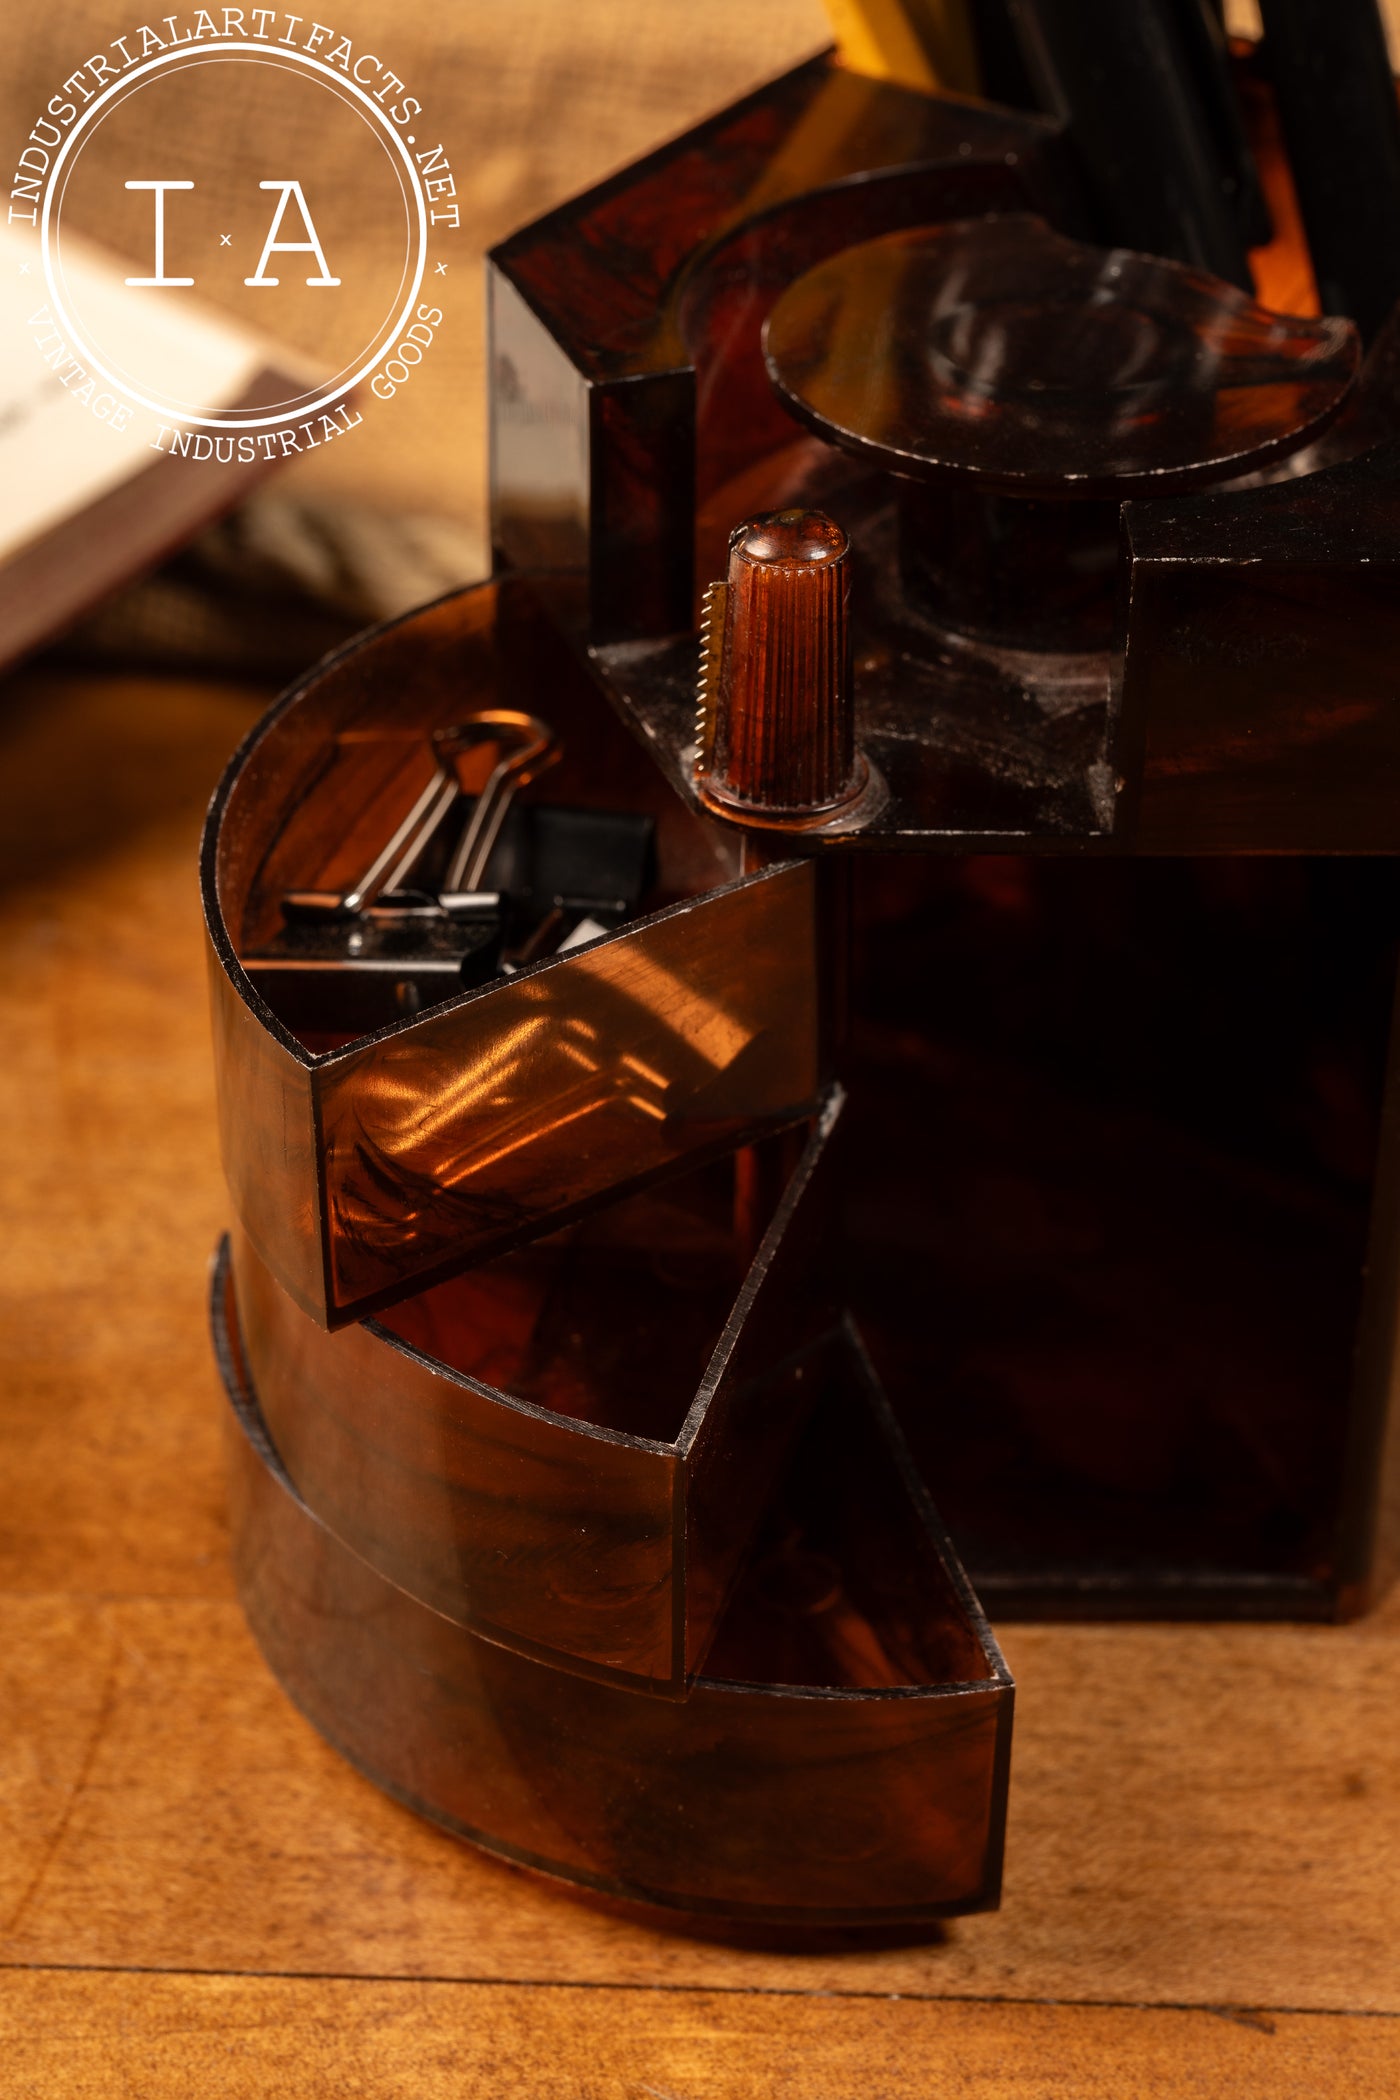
[32,36,437,431]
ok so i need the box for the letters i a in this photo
[123,179,339,287]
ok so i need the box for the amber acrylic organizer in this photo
[207,43,1400,1933]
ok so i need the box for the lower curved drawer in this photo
[214,1242,1013,1929]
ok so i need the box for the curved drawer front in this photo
[224,1092,842,1693]
[203,577,822,1329]
[216,1254,1013,1927]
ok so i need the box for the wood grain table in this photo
[2,665,1399,2095]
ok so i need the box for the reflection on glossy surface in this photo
[385,1174,749,1444]
[317,864,820,1317]
[227,1097,840,1691]
[202,578,822,1328]
[764,215,1358,499]
[489,53,1064,640]
[217,1251,1012,1928]
[1001,0,1265,285]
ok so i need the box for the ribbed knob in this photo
[699,509,857,815]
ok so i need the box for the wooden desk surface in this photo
[2,667,1398,2095]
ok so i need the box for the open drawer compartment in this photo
[203,575,822,1330]
[217,1272,1014,1929]
[223,1093,842,1694]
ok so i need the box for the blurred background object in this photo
[2,0,832,671]
[10,0,1400,674]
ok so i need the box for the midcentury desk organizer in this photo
[207,42,1400,1930]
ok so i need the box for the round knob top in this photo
[763,215,1359,501]
[732,509,848,566]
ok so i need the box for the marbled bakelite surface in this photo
[764,215,1359,500]
[216,1247,1012,1928]
[203,579,821,1329]
[226,1105,840,1694]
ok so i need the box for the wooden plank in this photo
[0,675,264,1602]
[2,1582,1400,2012]
[2,1971,1396,2099]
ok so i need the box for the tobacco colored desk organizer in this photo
[207,47,1400,1932]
